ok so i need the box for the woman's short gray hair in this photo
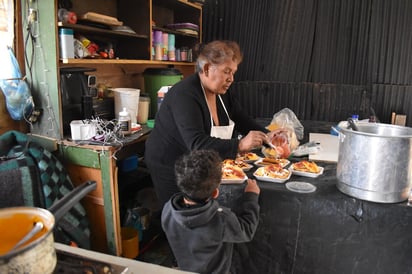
[195,40,243,73]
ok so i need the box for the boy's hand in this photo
[244,179,260,195]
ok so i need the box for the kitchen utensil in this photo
[336,123,412,203]
[0,180,97,274]
[7,221,44,254]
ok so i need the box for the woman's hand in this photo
[238,130,268,152]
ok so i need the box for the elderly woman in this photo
[144,40,270,207]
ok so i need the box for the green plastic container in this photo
[143,68,183,118]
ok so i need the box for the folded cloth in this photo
[166,22,199,31]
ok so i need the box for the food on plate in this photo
[260,157,289,167]
[222,165,246,180]
[291,160,320,173]
[254,164,290,179]
[262,147,278,158]
[223,159,252,170]
[236,152,260,161]
[263,128,300,159]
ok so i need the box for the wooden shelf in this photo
[156,0,202,10]
[152,26,199,39]
[58,22,148,39]
[60,58,196,65]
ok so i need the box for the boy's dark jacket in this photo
[162,191,260,274]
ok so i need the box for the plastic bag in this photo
[263,108,303,159]
[0,47,34,120]
[266,108,304,140]
[292,141,321,156]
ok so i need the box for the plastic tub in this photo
[112,88,140,124]
[121,227,139,259]
[143,68,182,118]
[147,119,155,128]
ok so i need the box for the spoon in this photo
[8,221,44,253]
[263,141,276,150]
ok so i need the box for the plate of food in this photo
[236,152,261,163]
[222,165,248,184]
[253,165,291,183]
[289,160,324,178]
[254,158,290,168]
[223,159,254,171]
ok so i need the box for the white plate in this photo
[221,175,248,184]
[223,160,254,171]
[241,163,254,172]
[236,153,261,163]
[289,166,324,178]
[254,158,290,168]
[285,181,317,193]
[253,169,291,183]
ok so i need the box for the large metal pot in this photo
[336,122,412,203]
[0,180,96,273]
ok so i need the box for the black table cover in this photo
[219,161,412,274]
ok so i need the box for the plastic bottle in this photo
[119,107,131,135]
[162,32,168,60]
[180,47,188,61]
[351,114,359,123]
[153,30,163,61]
[59,28,75,59]
[168,34,175,61]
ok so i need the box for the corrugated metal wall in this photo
[203,0,412,125]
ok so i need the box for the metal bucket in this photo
[336,123,412,203]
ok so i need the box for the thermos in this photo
[59,28,75,59]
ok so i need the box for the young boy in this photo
[161,149,260,274]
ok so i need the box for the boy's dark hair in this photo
[174,149,222,202]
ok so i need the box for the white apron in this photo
[202,86,235,139]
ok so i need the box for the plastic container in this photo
[137,95,150,124]
[180,47,188,61]
[153,30,163,61]
[162,32,168,60]
[70,120,96,140]
[168,34,176,61]
[143,68,183,117]
[147,119,155,128]
[118,155,139,172]
[113,88,140,124]
[59,28,75,59]
[124,207,151,241]
[118,107,132,135]
[121,227,139,258]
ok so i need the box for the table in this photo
[55,243,195,274]
[218,162,412,274]
[57,126,151,255]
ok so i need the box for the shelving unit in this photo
[57,0,201,256]
[21,0,202,256]
[57,0,202,63]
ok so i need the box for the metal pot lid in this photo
[286,181,317,193]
